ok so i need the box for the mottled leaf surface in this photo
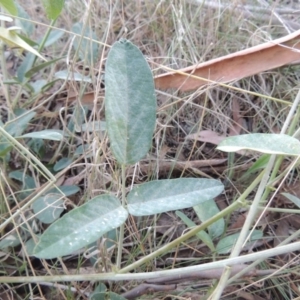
[128,178,224,216]
[34,195,127,258]
[105,39,156,165]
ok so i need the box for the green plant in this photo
[32,39,224,265]
[2,1,300,299]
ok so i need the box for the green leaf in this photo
[105,39,156,165]
[67,105,88,132]
[0,0,17,15]
[216,230,263,254]
[193,199,224,239]
[41,0,64,20]
[176,211,215,252]
[0,140,11,157]
[53,157,72,171]
[5,109,36,136]
[25,56,64,78]
[16,3,33,35]
[43,29,64,47]
[17,34,38,47]
[33,195,128,259]
[217,133,300,156]
[32,194,65,224]
[127,178,224,216]
[9,170,36,199]
[47,185,80,197]
[20,129,66,141]
[240,154,270,181]
[72,22,99,64]
[75,144,90,157]
[90,291,127,300]
[281,192,300,208]
[55,70,92,83]
[0,27,45,61]
[17,53,35,82]
[25,235,40,256]
[0,233,20,249]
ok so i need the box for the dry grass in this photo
[1,0,300,299]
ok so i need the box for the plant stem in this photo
[0,241,299,283]
[116,164,126,269]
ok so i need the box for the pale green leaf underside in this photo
[217,134,300,155]
[216,230,263,254]
[176,210,215,252]
[127,178,224,216]
[281,192,300,208]
[32,194,64,224]
[193,199,225,239]
[33,195,128,258]
[20,129,65,141]
[105,39,156,165]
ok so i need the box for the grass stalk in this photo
[1,240,299,284]
[116,164,126,269]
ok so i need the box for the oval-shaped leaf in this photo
[5,109,36,137]
[0,0,17,15]
[20,129,65,141]
[217,133,300,155]
[176,210,215,252]
[55,70,92,83]
[105,39,156,165]
[47,185,80,197]
[193,199,225,239]
[72,22,99,65]
[41,0,64,20]
[33,195,128,259]
[281,192,300,208]
[216,230,263,254]
[32,194,65,224]
[127,178,224,216]
[16,3,34,35]
[0,233,20,249]
[53,157,72,171]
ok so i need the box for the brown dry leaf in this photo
[133,158,227,176]
[155,213,185,239]
[186,130,226,145]
[185,100,243,146]
[274,219,290,247]
[155,29,300,91]
[65,91,95,105]
[287,214,300,229]
[230,97,243,136]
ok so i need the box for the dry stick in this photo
[0,241,299,284]
[116,164,126,269]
